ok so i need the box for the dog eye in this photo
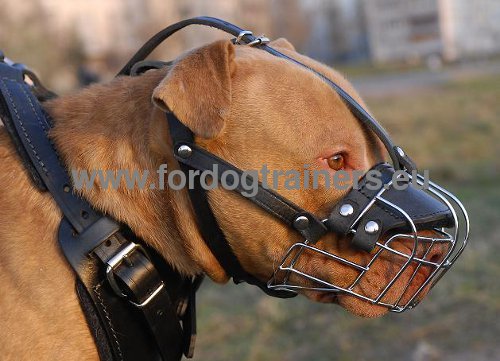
[327,154,345,170]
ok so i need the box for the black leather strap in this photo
[118,17,251,77]
[0,64,47,190]
[94,236,184,361]
[168,114,327,242]
[0,62,104,233]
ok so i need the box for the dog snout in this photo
[388,229,451,270]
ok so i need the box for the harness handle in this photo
[117,17,255,77]
[117,16,412,171]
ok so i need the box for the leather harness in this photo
[0,16,460,360]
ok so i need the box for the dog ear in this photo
[152,40,235,139]
[270,38,296,52]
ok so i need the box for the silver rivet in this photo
[364,221,380,234]
[177,145,192,158]
[396,146,405,157]
[294,216,309,230]
[339,204,354,217]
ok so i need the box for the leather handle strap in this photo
[118,16,254,76]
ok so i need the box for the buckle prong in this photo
[105,242,143,298]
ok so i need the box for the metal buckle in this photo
[247,36,270,47]
[235,31,270,47]
[106,242,140,297]
[105,242,164,307]
[235,30,253,44]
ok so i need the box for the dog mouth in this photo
[305,290,340,304]
[301,261,433,307]
[268,230,452,316]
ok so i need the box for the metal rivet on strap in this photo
[177,145,193,158]
[364,221,380,234]
[396,146,405,157]
[294,216,310,230]
[339,204,354,217]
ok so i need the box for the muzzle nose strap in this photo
[326,163,454,252]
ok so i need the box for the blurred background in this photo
[1,0,499,360]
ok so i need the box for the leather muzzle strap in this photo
[167,112,326,298]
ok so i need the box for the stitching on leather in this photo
[1,78,49,175]
[255,192,295,220]
[253,198,288,222]
[94,284,124,361]
[410,209,449,219]
[17,81,49,135]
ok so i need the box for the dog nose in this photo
[326,163,454,253]
[394,230,451,267]
[421,236,450,265]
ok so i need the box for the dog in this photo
[0,38,447,359]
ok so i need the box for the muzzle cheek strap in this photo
[167,112,331,298]
[326,164,454,252]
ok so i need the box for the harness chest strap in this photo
[0,62,197,360]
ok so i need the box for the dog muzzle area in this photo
[121,17,470,313]
[267,163,469,312]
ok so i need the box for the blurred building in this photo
[440,0,500,61]
[301,0,369,63]
[364,0,500,64]
[5,0,500,84]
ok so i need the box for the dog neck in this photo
[43,69,228,281]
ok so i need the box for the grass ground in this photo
[192,74,500,361]
[335,61,427,79]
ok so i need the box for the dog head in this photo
[151,39,450,317]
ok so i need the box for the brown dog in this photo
[0,39,443,359]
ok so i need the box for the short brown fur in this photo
[0,39,441,359]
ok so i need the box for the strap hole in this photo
[81,210,89,219]
[105,239,112,247]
